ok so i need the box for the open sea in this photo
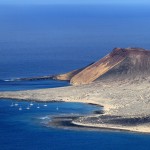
[0,4,150,150]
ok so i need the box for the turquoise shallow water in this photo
[0,4,150,150]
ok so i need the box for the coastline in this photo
[72,120,150,134]
[0,81,150,134]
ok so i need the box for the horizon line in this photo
[0,3,150,6]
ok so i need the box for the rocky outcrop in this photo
[70,48,150,85]
[1,47,150,133]
[12,48,150,85]
[53,69,82,81]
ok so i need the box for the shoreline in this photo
[0,81,150,134]
[46,115,130,133]
[1,97,150,134]
[72,120,150,134]
[42,106,150,134]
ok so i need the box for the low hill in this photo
[58,48,150,85]
[12,48,150,85]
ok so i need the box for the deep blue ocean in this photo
[0,4,150,150]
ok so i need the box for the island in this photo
[0,47,150,133]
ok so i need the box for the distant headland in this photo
[1,47,150,133]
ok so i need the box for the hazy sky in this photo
[1,0,150,5]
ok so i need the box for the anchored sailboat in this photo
[43,103,47,107]
[37,104,40,109]
[10,103,14,107]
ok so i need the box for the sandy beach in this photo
[0,79,150,133]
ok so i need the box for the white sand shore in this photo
[0,80,150,133]
[72,121,150,133]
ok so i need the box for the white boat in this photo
[15,103,18,106]
[56,107,59,110]
[19,107,22,111]
[44,103,47,107]
[37,104,40,109]
[30,102,33,106]
[26,106,30,110]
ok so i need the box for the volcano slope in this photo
[0,48,150,133]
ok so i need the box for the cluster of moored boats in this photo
[10,102,48,111]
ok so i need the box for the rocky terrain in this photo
[0,47,150,133]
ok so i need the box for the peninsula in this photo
[1,48,150,133]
